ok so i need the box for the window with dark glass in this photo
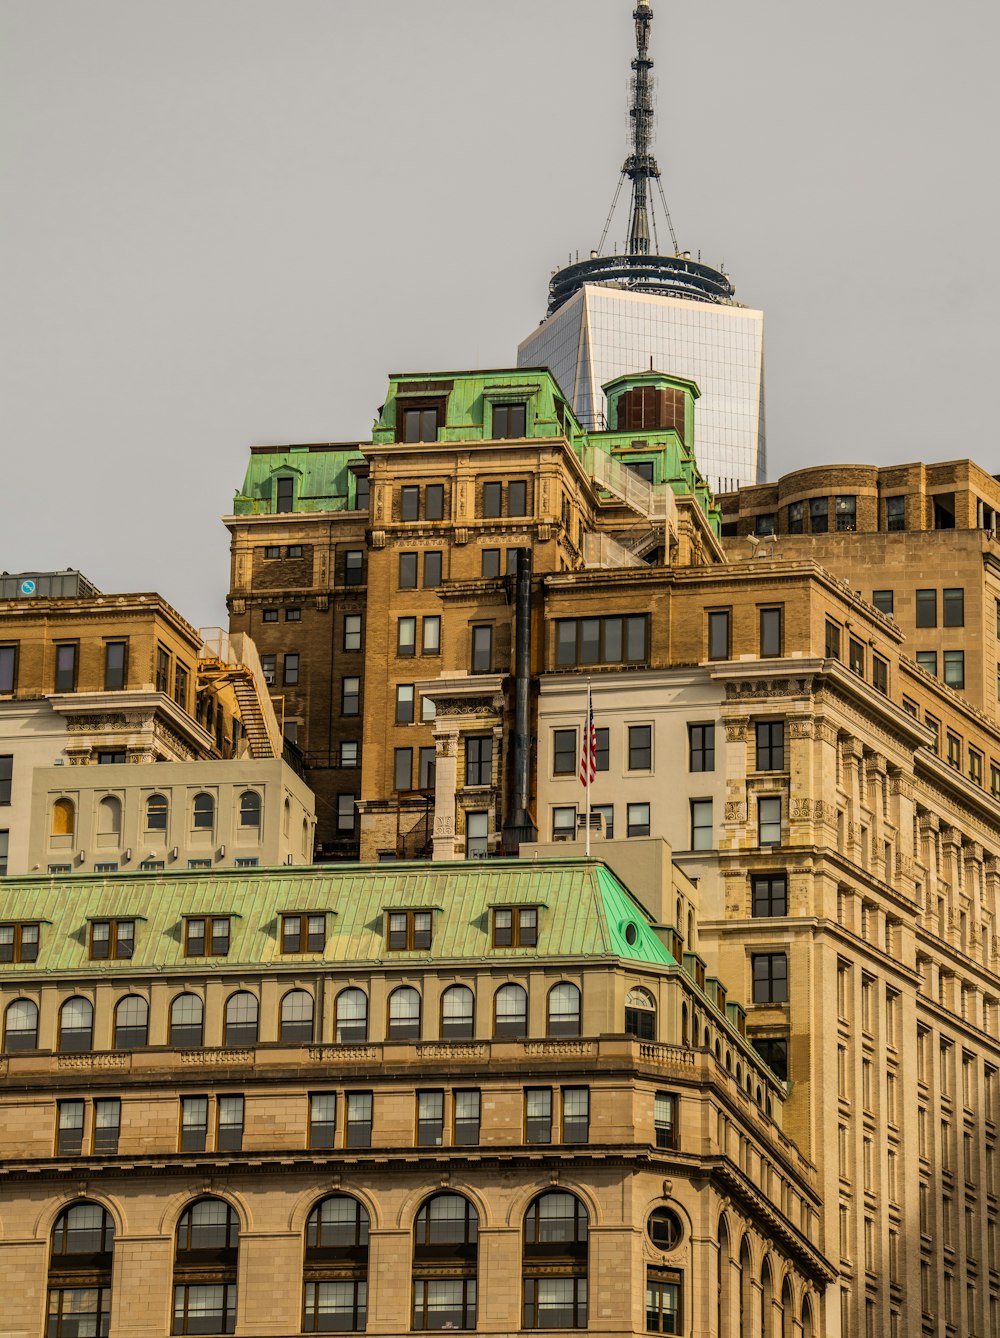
[707,610,730,660]
[396,683,415,724]
[90,1097,120,1156]
[526,1087,552,1143]
[280,990,314,1043]
[170,994,204,1048]
[412,1195,478,1331]
[493,403,527,438]
[508,480,528,516]
[626,459,655,483]
[944,651,965,689]
[58,997,93,1053]
[387,987,421,1041]
[57,1100,85,1155]
[441,985,475,1040]
[224,992,258,1046]
[0,921,39,963]
[595,727,609,772]
[495,983,528,1038]
[849,638,865,676]
[482,481,503,518]
[104,640,128,690]
[562,1087,589,1143]
[283,653,299,686]
[303,1195,369,1333]
[916,589,937,628]
[0,756,11,807]
[417,1091,445,1146]
[336,989,368,1044]
[464,735,492,786]
[688,723,714,772]
[593,803,614,837]
[555,615,647,666]
[185,916,230,958]
[759,607,783,657]
[970,749,983,786]
[345,1092,373,1147]
[628,803,651,838]
[275,476,294,512]
[402,407,439,443]
[425,484,445,520]
[548,984,581,1038]
[48,1202,115,1338]
[947,732,962,770]
[155,646,171,694]
[308,1093,336,1150]
[646,1268,681,1334]
[172,1198,239,1335]
[180,1096,208,1152]
[785,500,805,533]
[872,589,894,616]
[835,495,856,531]
[216,1096,244,1152]
[758,796,782,846]
[418,745,436,790]
[54,644,78,693]
[885,495,906,531]
[752,874,787,917]
[0,645,17,693]
[809,497,829,533]
[628,724,652,770]
[114,995,149,1048]
[454,1090,480,1145]
[553,729,577,774]
[825,620,841,659]
[481,548,501,578]
[625,988,656,1040]
[653,1093,675,1149]
[424,551,443,587]
[394,747,413,792]
[522,1192,588,1330]
[422,616,441,655]
[756,720,785,771]
[280,913,325,954]
[261,653,277,685]
[750,1035,788,1082]
[344,550,364,586]
[752,952,788,1004]
[873,655,888,694]
[342,677,360,715]
[690,799,712,850]
[493,906,537,947]
[471,625,493,673]
[3,997,38,1051]
[398,552,418,589]
[387,910,432,951]
[264,545,281,559]
[354,473,370,511]
[916,650,937,676]
[401,486,420,521]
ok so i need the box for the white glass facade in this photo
[517,285,766,492]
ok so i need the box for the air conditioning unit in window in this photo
[577,812,605,838]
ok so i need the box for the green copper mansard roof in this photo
[0,858,676,975]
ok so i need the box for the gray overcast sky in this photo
[2,0,998,628]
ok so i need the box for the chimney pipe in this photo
[502,548,537,852]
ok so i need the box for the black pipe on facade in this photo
[502,547,537,852]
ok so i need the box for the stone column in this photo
[431,727,459,860]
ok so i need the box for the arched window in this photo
[3,998,38,1051]
[739,1239,753,1338]
[59,996,94,1053]
[625,987,656,1040]
[49,1202,115,1337]
[336,988,368,1044]
[801,1295,815,1338]
[224,992,259,1047]
[494,983,528,1038]
[304,1196,369,1333]
[283,798,291,837]
[239,791,261,828]
[280,989,314,1043]
[97,795,122,836]
[170,993,204,1048]
[547,983,581,1038]
[523,1192,588,1329]
[781,1277,794,1338]
[114,994,149,1048]
[51,797,75,837]
[760,1259,773,1338]
[192,793,215,830]
[145,793,168,831]
[387,986,421,1041]
[173,1199,239,1335]
[302,817,311,859]
[413,1194,478,1330]
[681,1002,689,1046]
[441,985,475,1040]
[718,1217,731,1338]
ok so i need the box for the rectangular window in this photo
[340,741,359,769]
[752,952,788,1004]
[396,684,415,724]
[155,646,171,694]
[0,922,39,963]
[526,1088,553,1143]
[752,874,788,917]
[553,728,577,774]
[943,588,964,627]
[387,909,432,951]
[217,1095,244,1152]
[810,497,829,533]
[283,653,300,686]
[275,476,294,512]
[0,830,6,876]
[523,1278,587,1330]
[552,806,577,841]
[418,746,436,790]
[465,735,493,786]
[0,755,10,805]
[394,747,413,792]
[345,1092,373,1147]
[593,804,614,838]
[562,1087,589,1143]
[471,625,493,673]
[707,610,730,660]
[508,479,528,516]
[285,607,301,622]
[55,644,78,693]
[421,694,436,723]
[886,495,905,530]
[261,653,277,685]
[309,1093,336,1150]
[688,723,714,772]
[423,551,443,588]
[287,544,303,558]
[654,1092,676,1149]
[835,495,857,531]
[422,616,441,655]
[482,480,503,517]
[555,615,647,666]
[344,550,364,586]
[627,802,651,838]
[424,483,445,520]
[401,485,420,521]
[417,1091,445,1146]
[595,727,609,772]
[751,1036,788,1082]
[263,545,281,559]
[57,1100,85,1156]
[493,402,527,438]
[944,650,965,689]
[174,661,190,710]
[89,919,134,961]
[873,589,894,616]
[646,1269,681,1334]
[454,1089,481,1145]
[916,650,937,676]
[825,620,841,660]
[184,916,230,958]
[93,1098,121,1155]
[916,589,937,627]
[104,641,128,690]
[849,638,865,676]
[180,1096,209,1152]
[0,645,17,693]
[401,406,439,443]
[281,913,325,953]
[758,796,782,846]
[873,655,888,695]
[465,810,488,858]
[756,720,785,770]
[947,732,962,769]
[398,552,418,589]
[481,548,501,578]
[337,795,357,833]
[787,501,804,533]
[759,607,783,657]
[343,614,362,651]
[629,724,652,771]
[970,749,983,786]
[690,799,712,850]
[492,906,538,947]
[341,676,360,715]
[397,616,417,657]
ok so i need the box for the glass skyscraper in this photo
[517,283,766,494]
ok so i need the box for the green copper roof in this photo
[233,445,366,516]
[0,858,676,977]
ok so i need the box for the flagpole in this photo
[584,679,592,858]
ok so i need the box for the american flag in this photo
[579,689,597,787]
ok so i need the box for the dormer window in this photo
[493,403,527,439]
[281,913,326,954]
[401,406,440,443]
[493,907,538,948]
[275,476,295,513]
[0,922,39,963]
[386,910,432,951]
